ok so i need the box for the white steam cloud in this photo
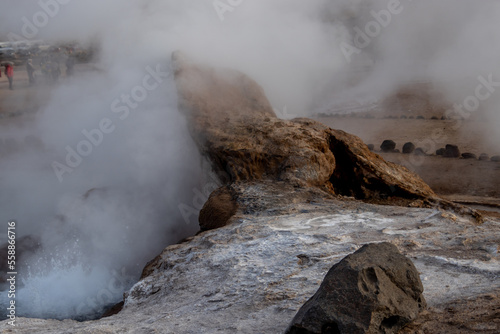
[0,0,499,320]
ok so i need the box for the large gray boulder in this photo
[286,242,426,334]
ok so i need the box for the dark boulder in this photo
[286,242,426,334]
[380,140,396,152]
[436,148,445,156]
[478,153,489,161]
[491,155,500,162]
[402,142,415,154]
[443,144,460,158]
[461,153,477,160]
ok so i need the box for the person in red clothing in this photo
[4,63,14,90]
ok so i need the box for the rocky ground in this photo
[2,183,499,333]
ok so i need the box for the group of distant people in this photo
[1,52,76,90]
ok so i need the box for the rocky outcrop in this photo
[173,51,334,188]
[286,242,426,334]
[172,52,439,209]
[173,52,484,228]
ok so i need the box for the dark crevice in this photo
[381,315,406,330]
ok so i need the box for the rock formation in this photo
[286,242,426,334]
[173,52,433,202]
[2,53,495,333]
[172,51,481,227]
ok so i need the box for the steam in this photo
[0,0,499,320]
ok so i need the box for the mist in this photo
[0,0,499,320]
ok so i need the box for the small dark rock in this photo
[436,148,446,156]
[286,243,426,334]
[431,116,439,120]
[367,144,375,151]
[402,142,415,154]
[478,153,489,161]
[414,148,427,156]
[461,153,477,160]
[491,155,500,162]
[380,140,396,152]
[443,144,460,158]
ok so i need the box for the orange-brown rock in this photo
[172,51,335,188]
[199,186,238,231]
